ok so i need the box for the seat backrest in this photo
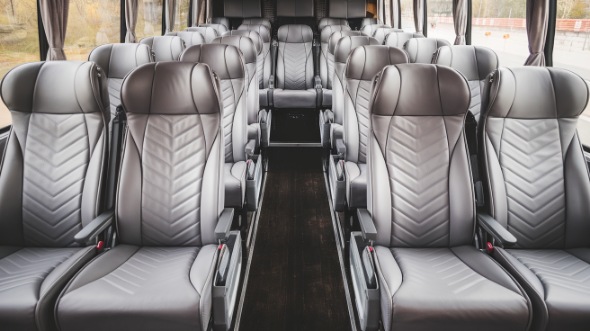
[117,62,224,247]
[360,24,388,37]
[166,31,206,47]
[0,61,109,247]
[328,30,363,56]
[318,17,349,31]
[180,44,248,164]
[480,67,590,249]
[404,37,451,63]
[372,26,403,44]
[241,18,272,30]
[212,35,260,126]
[211,17,231,30]
[360,17,380,28]
[384,31,424,48]
[433,45,498,121]
[89,43,153,119]
[140,36,185,61]
[343,45,408,164]
[320,24,351,89]
[276,24,314,90]
[187,26,220,43]
[223,30,263,56]
[368,64,473,248]
[200,23,229,35]
[332,35,379,127]
[328,0,366,19]
[238,24,272,88]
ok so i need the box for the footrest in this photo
[350,232,380,331]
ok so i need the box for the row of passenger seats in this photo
[347,62,590,331]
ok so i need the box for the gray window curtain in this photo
[413,0,424,33]
[165,0,177,33]
[125,0,138,43]
[525,0,549,66]
[191,0,207,26]
[39,0,69,60]
[452,0,467,45]
[390,0,400,29]
[377,0,385,24]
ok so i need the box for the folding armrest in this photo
[335,137,346,158]
[215,208,235,242]
[357,209,377,243]
[477,212,517,247]
[74,210,115,244]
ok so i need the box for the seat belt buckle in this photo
[486,242,494,254]
[96,240,105,252]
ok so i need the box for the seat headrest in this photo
[200,23,229,34]
[180,44,246,80]
[186,27,220,42]
[166,31,206,47]
[277,25,314,43]
[241,18,272,29]
[320,24,352,43]
[371,64,470,117]
[372,26,403,44]
[318,18,349,31]
[223,30,263,55]
[89,43,153,79]
[360,18,381,27]
[345,46,409,80]
[211,17,231,30]
[140,36,185,61]
[1,61,109,115]
[384,31,424,48]
[237,23,271,42]
[121,62,221,115]
[433,45,498,81]
[360,24,389,37]
[328,30,363,54]
[404,38,451,63]
[334,36,380,63]
[484,67,589,119]
[211,35,258,63]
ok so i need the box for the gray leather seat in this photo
[200,23,229,35]
[384,31,424,48]
[55,62,226,331]
[319,24,351,107]
[165,30,206,47]
[89,43,153,119]
[480,67,590,331]
[186,26,220,43]
[360,23,388,37]
[367,64,532,331]
[318,17,349,31]
[273,24,318,109]
[342,45,408,209]
[241,18,272,30]
[0,61,109,331]
[404,37,451,63]
[433,45,498,121]
[211,17,231,30]
[212,35,262,149]
[360,17,380,28]
[321,34,377,149]
[181,44,250,209]
[371,26,403,44]
[238,24,273,108]
[139,35,185,61]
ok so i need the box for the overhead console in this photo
[329,0,366,18]
[224,0,262,18]
[276,0,315,17]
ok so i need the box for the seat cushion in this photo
[344,162,367,208]
[0,246,95,331]
[225,162,247,208]
[273,89,318,109]
[494,248,590,331]
[375,246,531,331]
[56,245,218,331]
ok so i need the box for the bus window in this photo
[471,0,528,67]
[401,0,416,32]
[427,0,455,43]
[173,0,191,31]
[136,0,164,40]
[553,1,590,147]
[65,0,121,61]
[0,0,39,129]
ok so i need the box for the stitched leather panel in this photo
[23,114,90,247]
[220,79,242,162]
[500,119,566,248]
[347,80,373,163]
[281,42,313,90]
[142,115,205,246]
[388,116,450,247]
[468,80,482,120]
[107,78,123,118]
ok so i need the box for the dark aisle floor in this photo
[238,148,352,331]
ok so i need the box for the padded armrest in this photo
[357,209,377,242]
[74,210,114,243]
[477,213,517,247]
[215,208,235,242]
[258,109,268,124]
[322,109,334,123]
[335,138,346,157]
[245,139,256,158]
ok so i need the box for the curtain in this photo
[452,0,467,45]
[377,0,385,24]
[525,0,549,66]
[125,0,138,43]
[191,0,207,26]
[165,0,177,33]
[413,0,424,33]
[390,0,400,29]
[39,0,69,60]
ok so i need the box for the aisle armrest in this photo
[357,209,377,242]
[477,212,517,247]
[215,208,235,242]
[74,211,114,243]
